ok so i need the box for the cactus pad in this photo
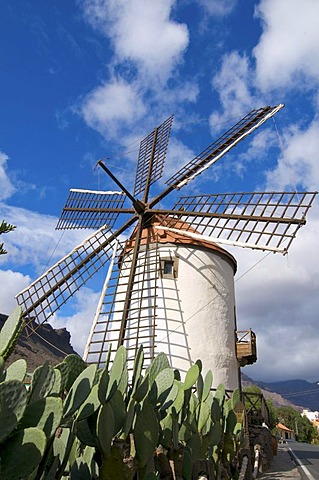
[64,354,87,390]
[5,358,27,382]
[183,364,199,391]
[0,380,27,443]
[0,306,24,361]
[63,364,97,418]
[146,351,170,386]
[76,383,100,421]
[0,427,46,479]
[97,402,114,455]
[202,370,213,401]
[133,400,159,467]
[20,396,63,439]
[105,345,126,402]
[28,361,55,404]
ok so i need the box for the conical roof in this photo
[124,214,237,272]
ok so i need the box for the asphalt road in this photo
[287,440,319,480]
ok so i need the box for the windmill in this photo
[16,104,317,389]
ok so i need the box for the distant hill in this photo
[241,372,302,409]
[0,313,79,371]
[242,372,319,411]
[256,378,319,412]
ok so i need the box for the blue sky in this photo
[1,0,318,383]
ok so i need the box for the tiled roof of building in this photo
[276,422,294,433]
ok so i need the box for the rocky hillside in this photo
[0,313,78,371]
[256,378,319,412]
[241,372,302,409]
[242,372,319,411]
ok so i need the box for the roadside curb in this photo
[258,444,301,479]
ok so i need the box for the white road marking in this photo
[288,446,316,480]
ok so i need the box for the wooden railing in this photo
[236,329,257,366]
[241,391,270,426]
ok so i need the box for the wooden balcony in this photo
[236,329,257,366]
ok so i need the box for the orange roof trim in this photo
[276,423,294,432]
[124,214,237,272]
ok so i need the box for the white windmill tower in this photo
[16,105,317,390]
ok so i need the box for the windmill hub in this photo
[132,199,145,215]
[141,209,156,227]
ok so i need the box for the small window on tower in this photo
[160,256,178,279]
[164,260,174,275]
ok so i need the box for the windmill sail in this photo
[56,189,127,230]
[16,216,137,327]
[166,104,283,189]
[134,114,173,197]
[150,105,285,208]
[84,231,160,369]
[161,191,318,253]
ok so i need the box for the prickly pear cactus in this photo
[4,358,27,382]
[0,306,24,361]
[20,396,63,439]
[63,364,97,418]
[0,309,247,480]
[64,353,87,390]
[28,361,55,404]
[0,380,27,443]
[0,427,46,480]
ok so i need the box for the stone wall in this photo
[249,425,273,473]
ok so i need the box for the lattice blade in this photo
[166,105,284,189]
[84,231,159,370]
[16,216,137,326]
[166,191,317,253]
[56,189,126,230]
[134,115,173,198]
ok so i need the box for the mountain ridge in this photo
[0,312,78,371]
[242,372,319,411]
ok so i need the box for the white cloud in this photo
[254,0,319,92]
[210,52,256,132]
[49,287,101,355]
[233,203,319,382]
[265,120,319,191]
[0,151,16,200]
[81,78,146,138]
[0,203,88,273]
[236,128,277,179]
[81,0,189,83]
[157,81,199,106]
[198,0,237,16]
[78,1,198,141]
[0,269,31,315]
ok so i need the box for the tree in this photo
[0,220,15,255]
[277,405,315,443]
[265,399,278,431]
